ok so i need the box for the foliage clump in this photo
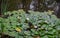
[0,10,60,38]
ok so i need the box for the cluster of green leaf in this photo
[0,10,60,38]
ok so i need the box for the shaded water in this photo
[1,0,46,12]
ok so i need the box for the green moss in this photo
[0,10,60,38]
